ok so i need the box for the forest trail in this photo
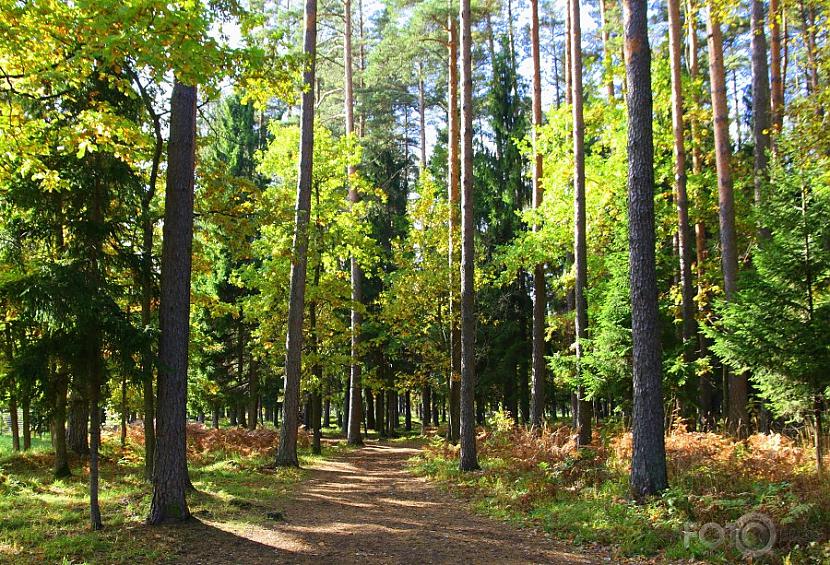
[170,440,609,564]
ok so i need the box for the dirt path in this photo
[176,441,610,564]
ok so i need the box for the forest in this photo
[0,0,829,561]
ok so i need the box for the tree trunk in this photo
[53,366,71,477]
[707,4,747,437]
[366,389,375,430]
[133,68,163,483]
[751,0,771,240]
[88,343,103,530]
[21,394,30,451]
[9,392,20,452]
[375,388,386,438]
[405,390,412,431]
[459,0,479,472]
[344,0,363,447]
[121,372,128,448]
[571,0,592,448]
[418,64,427,174]
[668,0,697,369]
[815,395,824,478]
[696,223,715,428]
[422,385,431,432]
[312,392,322,455]
[529,0,546,431]
[769,0,784,135]
[212,406,220,429]
[624,0,668,498]
[447,3,462,446]
[68,382,89,455]
[148,79,197,524]
[600,0,615,99]
[276,0,317,467]
[247,360,259,431]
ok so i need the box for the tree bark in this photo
[88,342,103,530]
[9,392,20,452]
[148,79,197,524]
[458,0,479,472]
[418,64,427,174]
[404,391,412,431]
[750,0,771,239]
[447,1,462,446]
[53,366,71,477]
[571,0,592,448]
[21,393,30,451]
[668,0,697,368]
[422,385,431,432]
[815,395,824,478]
[623,0,668,498]
[529,0,546,431]
[276,0,317,467]
[121,372,128,448]
[769,0,784,135]
[345,0,363,447]
[247,359,259,431]
[67,382,89,455]
[707,4,747,437]
[600,0,615,99]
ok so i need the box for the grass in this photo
[0,426,322,564]
[409,413,830,563]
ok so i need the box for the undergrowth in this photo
[410,412,830,563]
[0,424,319,564]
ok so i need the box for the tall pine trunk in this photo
[600,0,615,99]
[668,0,697,373]
[570,0,592,447]
[529,0,546,431]
[458,0,479,471]
[624,0,668,498]
[750,0,771,239]
[769,0,784,134]
[707,3,747,437]
[447,2,461,445]
[276,0,317,466]
[148,80,197,524]
[345,0,364,446]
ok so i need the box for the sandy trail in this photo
[172,440,608,564]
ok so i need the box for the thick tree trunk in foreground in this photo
[529,0,546,431]
[624,0,668,498]
[447,4,461,445]
[707,5,747,437]
[570,0,592,448]
[458,0,479,472]
[277,0,317,467]
[148,80,197,524]
[345,0,363,447]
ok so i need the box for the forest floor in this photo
[4,424,826,563]
[0,429,619,564]
[171,438,613,564]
